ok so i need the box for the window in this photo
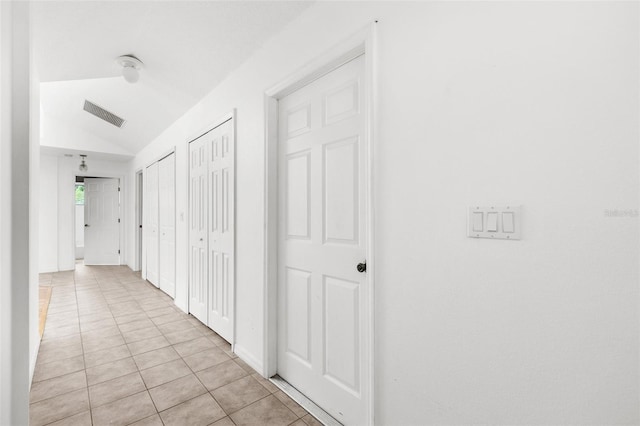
[75,183,84,205]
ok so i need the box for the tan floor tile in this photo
[91,391,157,426]
[140,358,192,388]
[273,390,308,418]
[29,388,89,426]
[47,410,92,426]
[133,345,180,370]
[122,325,163,343]
[182,347,230,372]
[212,376,270,414]
[233,357,257,374]
[30,370,87,404]
[229,395,298,426]
[173,336,216,357]
[151,312,185,326]
[129,414,164,426]
[79,317,117,332]
[80,324,121,340]
[196,359,248,391]
[164,327,203,345]
[86,357,137,386]
[157,319,195,335]
[33,355,84,383]
[251,373,280,393]
[84,344,131,368]
[145,306,177,318]
[127,335,171,355]
[159,393,225,426]
[82,333,125,353]
[38,333,81,352]
[88,372,146,408]
[114,312,148,324]
[148,374,207,412]
[209,416,236,426]
[43,323,80,339]
[301,414,323,426]
[118,317,155,332]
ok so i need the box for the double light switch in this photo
[468,205,521,240]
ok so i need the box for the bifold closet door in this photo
[207,119,234,342]
[145,162,159,287]
[189,136,209,323]
[188,117,235,343]
[159,153,176,298]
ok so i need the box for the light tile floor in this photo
[33,264,321,426]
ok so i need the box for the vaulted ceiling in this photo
[33,1,313,159]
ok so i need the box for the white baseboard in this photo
[233,343,264,375]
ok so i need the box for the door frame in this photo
[71,172,125,270]
[186,110,237,347]
[135,169,143,272]
[263,23,377,425]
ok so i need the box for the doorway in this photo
[83,177,121,265]
[264,27,375,426]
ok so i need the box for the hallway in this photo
[32,265,317,426]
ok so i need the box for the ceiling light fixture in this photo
[116,55,144,84]
[79,155,88,172]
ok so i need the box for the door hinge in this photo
[118,218,121,223]
[118,187,121,192]
[118,249,120,254]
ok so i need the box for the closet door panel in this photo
[145,162,159,287]
[159,153,176,298]
[189,138,208,323]
[207,119,234,343]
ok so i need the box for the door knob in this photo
[84,224,89,227]
[357,262,366,273]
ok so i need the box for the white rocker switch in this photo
[486,212,498,232]
[472,212,483,232]
[502,212,515,233]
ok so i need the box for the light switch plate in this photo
[468,205,521,240]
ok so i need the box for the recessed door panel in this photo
[323,275,359,394]
[285,267,312,364]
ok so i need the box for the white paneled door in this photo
[159,153,176,298]
[146,162,159,287]
[189,118,235,343]
[277,55,369,425]
[207,119,234,342]
[84,178,120,265]
[189,136,209,324]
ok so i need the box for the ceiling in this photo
[33,1,313,158]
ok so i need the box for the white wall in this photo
[127,2,639,424]
[39,154,130,272]
[39,155,58,272]
[0,2,34,424]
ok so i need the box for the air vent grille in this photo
[83,100,125,128]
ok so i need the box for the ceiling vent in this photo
[83,100,126,128]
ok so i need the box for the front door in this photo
[277,55,369,425]
[84,177,120,265]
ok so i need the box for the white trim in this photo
[263,22,377,426]
[233,343,263,374]
[144,146,175,171]
[186,110,235,145]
